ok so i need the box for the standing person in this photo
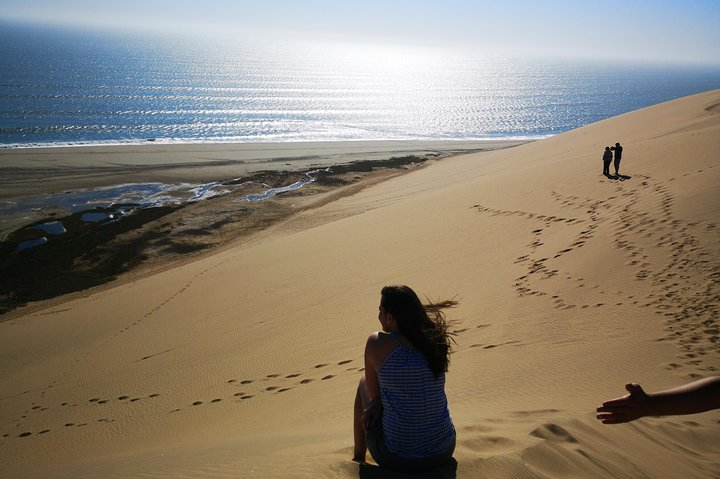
[610,142,623,175]
[602,146,613,176]
[353,285,458,472]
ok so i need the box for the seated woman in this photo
[353,285,458,472]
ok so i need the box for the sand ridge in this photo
[0,91,719,478]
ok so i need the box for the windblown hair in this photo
[380,285,459,379]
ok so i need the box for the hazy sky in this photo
[1,0,719,65]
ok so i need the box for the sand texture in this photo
[1,91,719,478]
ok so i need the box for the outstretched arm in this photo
[596,376,720,424]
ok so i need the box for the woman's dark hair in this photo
[380,285,458,378]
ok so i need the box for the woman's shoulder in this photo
[365,331,400,366]
[366,331,396,347]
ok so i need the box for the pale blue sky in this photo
[1,0,719,65]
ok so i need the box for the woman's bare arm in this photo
[362,333,383,430]
[596,376,720,424]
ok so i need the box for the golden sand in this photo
[1,91,718,478]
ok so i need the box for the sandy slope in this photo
[1,90,719,478]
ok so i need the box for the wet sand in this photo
[0,139,524,198]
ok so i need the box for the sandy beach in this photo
[0,140,518,198]
[0,140,524,315]
[1,90,719,478]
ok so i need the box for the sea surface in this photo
[2,21,719,149]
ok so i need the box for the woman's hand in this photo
[596,383,651,424]
[362,398,382,431]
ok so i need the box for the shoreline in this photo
[0,140,526,316]
[0,139,528,199]
[0,135,548,150]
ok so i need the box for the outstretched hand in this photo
[596,383,650,424]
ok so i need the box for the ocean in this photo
[1,21,720,148]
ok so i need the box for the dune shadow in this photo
[359,458,457,479]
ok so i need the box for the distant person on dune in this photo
[596,376,720,424]
[602,146,613,176]
[353,285,458,472]
[610,142,623,175]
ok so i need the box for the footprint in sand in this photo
[285,373,301,378]
[300,379,313,384]
[338,360,353,365]
[192,401,203,406]
[530,423,578,444]
[322,375,334,380]
[240,380,254,385]
[266,386,278,391]
[211,398,222,403]
[462,433,516,451]
[315,363,328,368]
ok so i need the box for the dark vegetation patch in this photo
[0,205,181,315]
[0,154,432,316]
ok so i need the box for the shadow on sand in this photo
[604,173,632,181]
[359,458,457,479]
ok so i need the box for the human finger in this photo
[596,403,633,413]
[625,383,644,394]
[599,396,630,408]
[597,413,629,424]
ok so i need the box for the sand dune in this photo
[1,90,719,478]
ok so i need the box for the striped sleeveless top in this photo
[377,335,455,458]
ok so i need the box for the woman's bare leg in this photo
[353,376,369,462]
